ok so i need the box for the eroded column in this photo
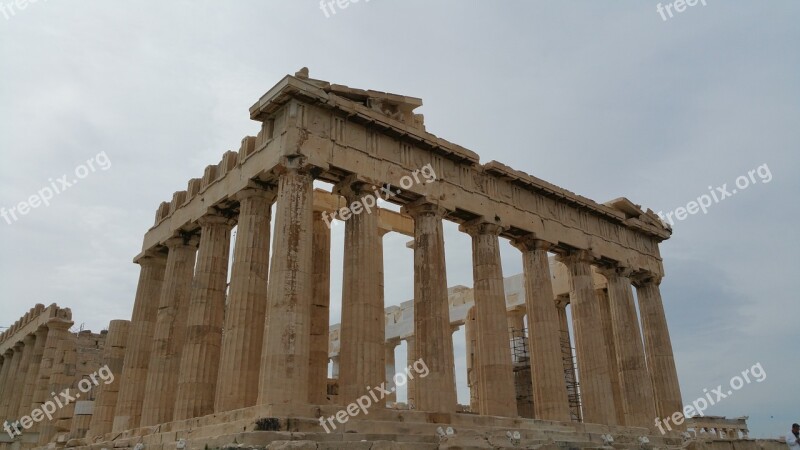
[0,345,22,421]
[635,274,683,427]
[596,288,625,425]
[112,253,167,432]
[308,210,331,405]
[37,319,76,445]
[258,165,314,409]
[557,251,618,425]
[384,340,399,405]
[601,266,657,429]
[464,308,480,413]
[174,214,235,421]
[140,236,198,426]
[338,181,385,406]
[404,336,416,408]
[401,201,457,413]
[88,320,130,437]
[0,351,12,420]
[7,335,35,420]
[461,220,516,417]
[18,327,47,419]
[31,318,71,433]
[513,237,571,422]
[215,188,275,412]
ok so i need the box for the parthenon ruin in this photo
[0,69,781,450]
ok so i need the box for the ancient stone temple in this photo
[0,70,784,450]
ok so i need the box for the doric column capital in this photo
[458,218,503,237]
[197,212,236,228]
[134,248,168,266]
[22,334,35,346]
[401,199,448,219]
[234,185,277,203]
[555,249,599,266]
[164,234,200,249]
[597,264,635,280]
[45,318,73,331]
[333,175,380,202]
[510,234,552,252]
[12,341,24,351]
[554,295,570,310]
[631,271,663,287]
[385,338,401,349]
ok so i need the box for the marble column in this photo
[507,307,526,335]
[308,210,331,405]
[18,327,48,419]
[385,339,399,405]
[0,345,22,420]
[404,337,416,408]
[601,266,657,429]
[557,251,618,425]
[112,253,167,432]
[555,298,581,422]
[31,318,71,433]
[87,320,130,437]
[461,220,516,417]
[596,288,625,425]
[513,237,572,422]
[174,214,235,421]
[401,201,457,413]
[258,166,314,408]
[634,274,683,427]
[7,335,35,419]
[338,181,385,406]
[0,351,12,419]
[140,236,198,426]
[215,188,275,412]
[464,308,479,412]
[38,320,76,445]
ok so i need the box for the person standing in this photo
[787,423,800,449]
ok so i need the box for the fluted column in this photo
[557,251,618,425]
[140,236,198,426]
[404,337,416,408]
[308,210,331,405]
[0,351,12,419]
[384,340,399,405]
[7,335,35,420]
[112,253,167,432]
[88,320,130,437]
[30,318,70,433]
[0,344,22,420]
[512,237,572,422]
[174,214,235,421]
[601,266,657,429]
[461,220,516,417]
[338,181,385,405]
[18,327,47,420]
[596,288,625,425]
[555,298,581,422]
[215,188,275,412]
[401,201,457,413]
[258,166,314,408]
[464,308,479,412]
[634,274,683,428]
[37,320,75,445]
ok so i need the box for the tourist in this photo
[787,423,800,448]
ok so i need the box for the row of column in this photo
[109,163,682,433]
[0,315,79,446]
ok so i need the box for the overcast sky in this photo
[1,0,797,439]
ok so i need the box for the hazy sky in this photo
[1,0,797,439]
